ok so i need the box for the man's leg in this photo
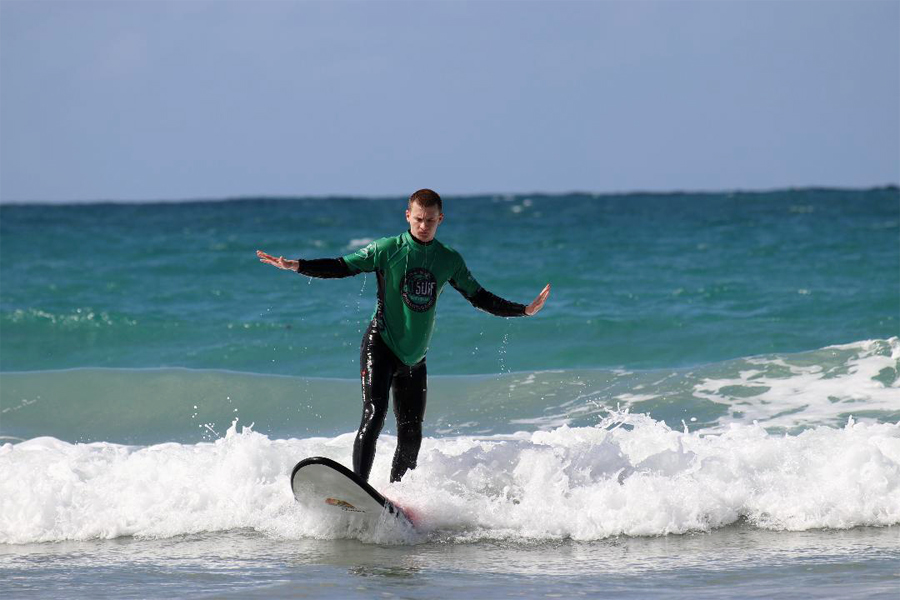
[390,359,427,482]
[353,322,393,481]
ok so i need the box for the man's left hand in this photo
[525,283,551,316]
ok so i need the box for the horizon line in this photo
[1,184,897,207]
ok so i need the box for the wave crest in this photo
[2,413,898,545]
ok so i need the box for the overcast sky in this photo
[1,0,897,202]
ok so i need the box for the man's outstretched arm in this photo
[257,250,354,279]
[454,283,550,317]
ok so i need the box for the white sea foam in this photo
[695,338,899,431]
[345,237,374,250]
[2,412,898,545]
[469,338,898,435]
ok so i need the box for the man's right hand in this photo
[257,250,298,271]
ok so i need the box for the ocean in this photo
[1,189,898,598]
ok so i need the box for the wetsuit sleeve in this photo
[341,240,380,274]
[296,258,353,279]
[465,288,528,317]
[449,256,527,318]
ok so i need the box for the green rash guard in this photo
[342,231,487,366]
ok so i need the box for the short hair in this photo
[409,189,442,213]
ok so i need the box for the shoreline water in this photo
[3,525,899,599]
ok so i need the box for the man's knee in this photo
[396,418,422,444]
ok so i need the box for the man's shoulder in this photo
[374,233,405,250]
[350,234,400,256]
[433,238,466,265]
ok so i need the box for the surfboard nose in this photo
[291,456,416,528]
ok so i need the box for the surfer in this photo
[257,189,550,483]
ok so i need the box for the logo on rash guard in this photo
[355,241,376,259]
[401,268,437,312]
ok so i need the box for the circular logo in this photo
[401,268,437,312]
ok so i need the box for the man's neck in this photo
[407,230,434,246]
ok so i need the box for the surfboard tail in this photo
[385,497,419,527]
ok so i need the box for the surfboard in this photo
[290,456,414,528]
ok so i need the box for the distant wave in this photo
[1,338,896,445]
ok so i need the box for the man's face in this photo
[406,202,444,243]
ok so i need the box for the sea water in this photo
[1,190,898,598]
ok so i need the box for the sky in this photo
[0,0,898,203]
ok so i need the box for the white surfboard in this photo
[290,456,414,528]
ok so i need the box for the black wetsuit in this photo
[297,231,526,482]
[357,320,427,482]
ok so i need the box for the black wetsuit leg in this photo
[353,320,427,483]
[354,321,392,481]
[390,358,427,483]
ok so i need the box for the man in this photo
[257,189,550,483]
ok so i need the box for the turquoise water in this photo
[1,189,899,598]
[2,189,897,375]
